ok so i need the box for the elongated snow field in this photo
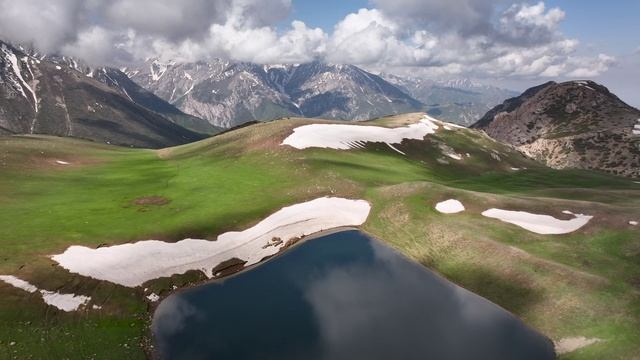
[281,115,439,150]
[0,275,90,311]
[482,209,592,235]
[52,197,371,287]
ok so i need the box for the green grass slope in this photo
[0,113,639,359]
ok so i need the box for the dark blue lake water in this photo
[152,229,555,360]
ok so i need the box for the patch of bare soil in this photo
[211,258,247,278]
[132,196,170,206]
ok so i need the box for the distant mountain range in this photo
[382,74,518,126]
[0,41,208,147]
[1,38,519,135]
[123,58,517,129]
[125,60,424,128]
[472,80,640,177]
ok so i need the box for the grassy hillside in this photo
[0,113,639,359]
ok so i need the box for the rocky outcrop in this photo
[472,80,640,177]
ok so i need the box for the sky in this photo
[0,0,638,106]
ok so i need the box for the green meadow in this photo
[1,114,638,359]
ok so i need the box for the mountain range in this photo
[382,74,518,126]
[2,38,518,135]
[126,59,423,128]
[125,59,517,128]
[0,41,208,148]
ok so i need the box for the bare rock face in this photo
[472,80,640,177]
[0,40,206,148]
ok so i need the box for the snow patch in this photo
[282,115,439,151]
[147,293,160,302]
[435,199,465,214]
[1,45,38,113]
[0,275,90,312]
[438,143,463,160]
[437,120,465,130]
[629,221,638,226]
[482,209,592,234]
[52,197,371,287]
[0,275,38,293]
[55,160,70,165]
[555,337,601,355]
[40,291,90,312]
[55,66,62,70]
[386,143,406,155]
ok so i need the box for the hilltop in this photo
[472,80,640,177]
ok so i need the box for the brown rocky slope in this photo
[472,80,640,177]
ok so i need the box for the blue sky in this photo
[285,0,367,30]
[547,0,640,55]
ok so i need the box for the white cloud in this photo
[498,2,565,45]
[566,54,616,77]
[0,0,84,52]
[0,0,616,80]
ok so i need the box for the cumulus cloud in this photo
[497,2,565,45]
[0,0,615,80]
[0,0,293,57]
[0,0,85,52]
[327,2,613,79]
[102,0,225,40]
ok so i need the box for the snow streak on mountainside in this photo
[0,41,204,147]
[128,60,423,128]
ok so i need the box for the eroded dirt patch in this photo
[132,196,170,206]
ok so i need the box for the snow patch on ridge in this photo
[0,275,90,312]
[555,337,602,355]
[281,115,439,151]
[482,209,592,235]
[435,199,465,214]
[52,197,371,287]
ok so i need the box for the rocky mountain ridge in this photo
[472,80,640,177]
[127,59,423,128]
[0,40,205,147]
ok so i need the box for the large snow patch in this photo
[281,115,439,151]
[52,197,371,287]
[481,209,592,234]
